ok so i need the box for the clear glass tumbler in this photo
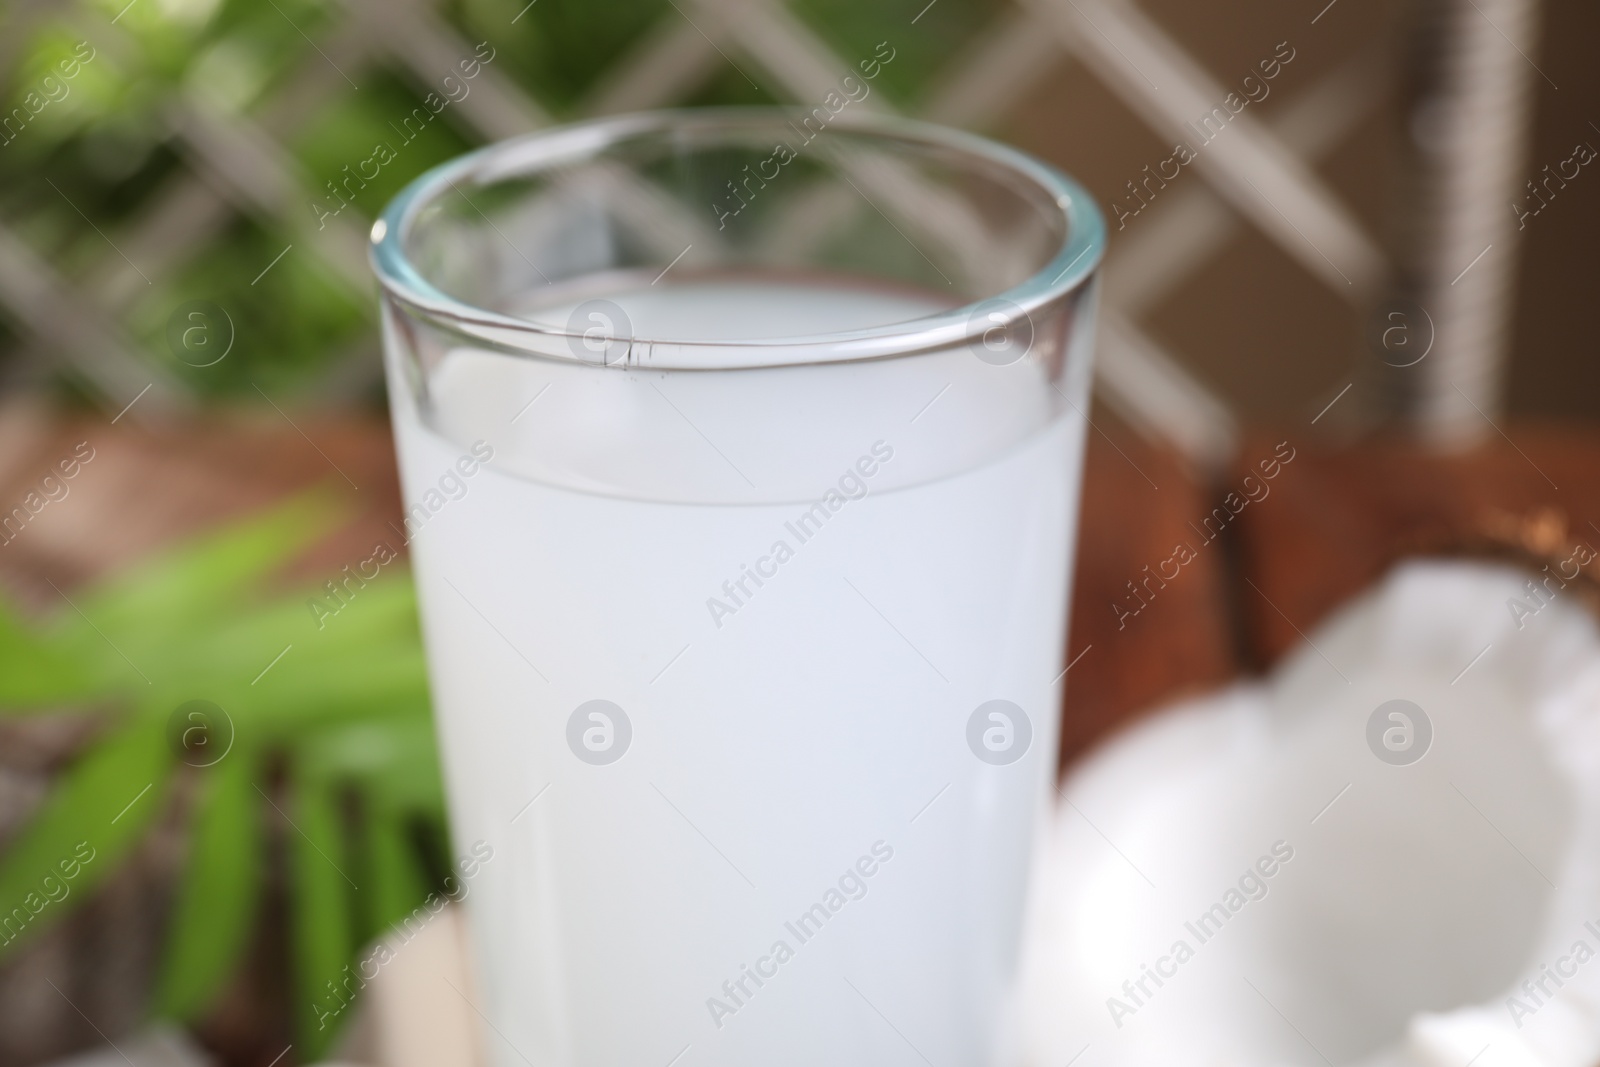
[370,108,1103,1067]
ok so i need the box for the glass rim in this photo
[368,107,1105,369]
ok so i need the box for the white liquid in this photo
[386,279,1091,1067]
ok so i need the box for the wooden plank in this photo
[1231,429,1600,664]
[1061,418,1238,767]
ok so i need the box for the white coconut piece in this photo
[1019,560,1600,1067]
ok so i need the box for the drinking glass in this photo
[370,108,1103,1067]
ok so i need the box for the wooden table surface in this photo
[3,405,1597,766]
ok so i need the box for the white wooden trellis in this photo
[0,0,1540,458]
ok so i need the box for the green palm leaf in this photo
[0,713,173,960]
[286,767,359,1058]
[362,803,434,947]
[0,496,453,1040]
[0,595,99,709]
[64,491,342,645]
[151,753,263,1021]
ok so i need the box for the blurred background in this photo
[0,0,1596,1065]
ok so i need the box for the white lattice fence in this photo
[0,0,1539,457]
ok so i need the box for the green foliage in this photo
[287,766,359,1059]
[293,69,476,222]
[153,754,262,1021]
[0,714,174,935]
[0,597,97,707]
[0,0,998,401]
[0,499,446,1052]
[448,0,672,109]
[65,491,336,644]
[131,219,371,397]
[789,0,995,106]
